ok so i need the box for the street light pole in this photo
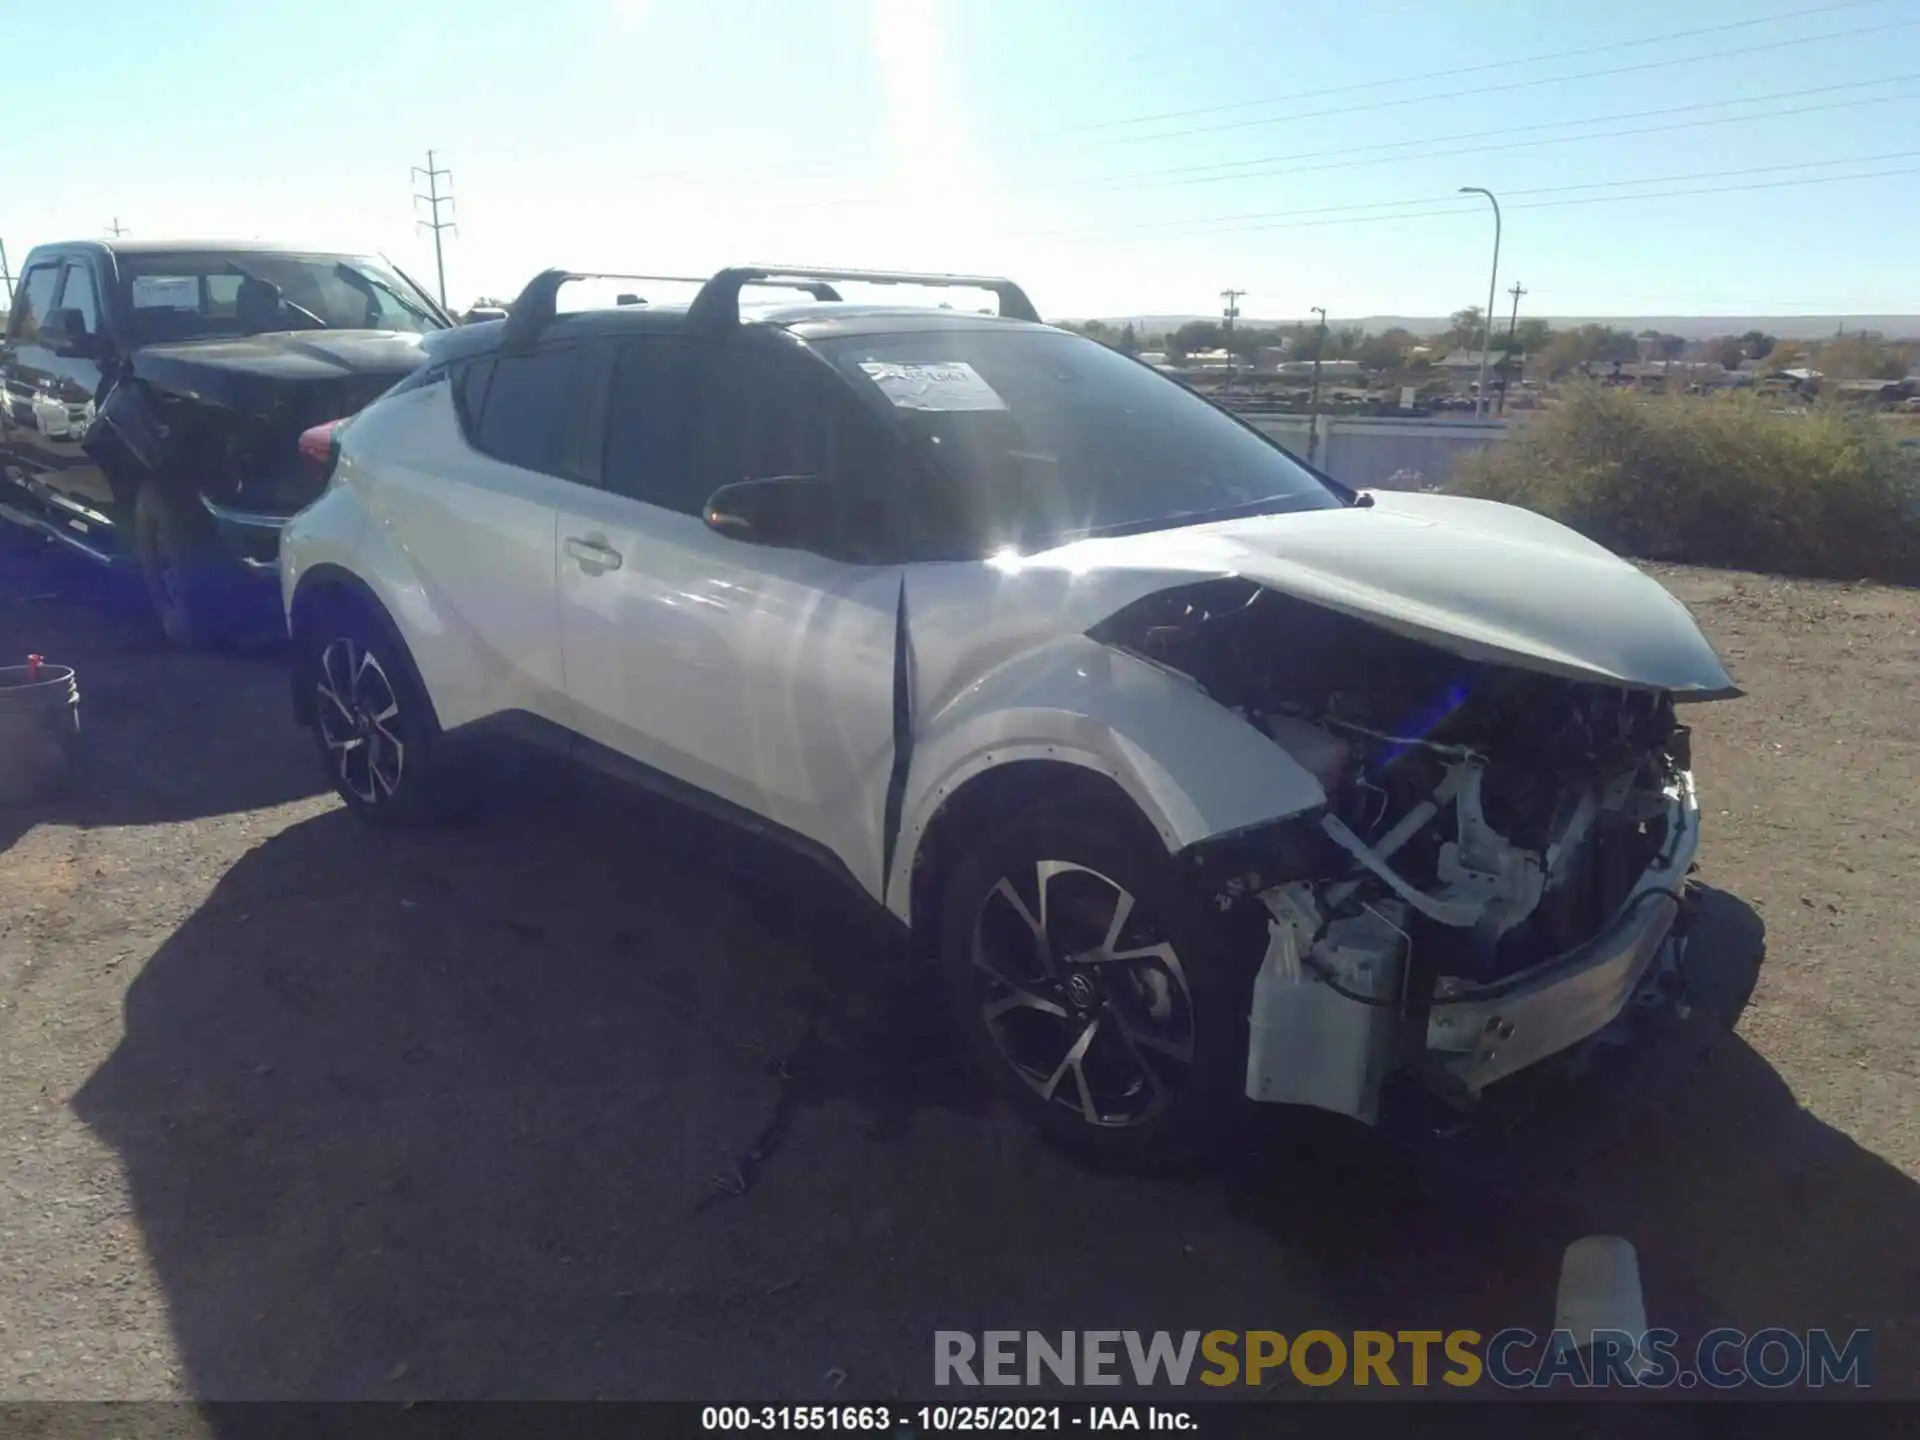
[1459,186,1501,418]
[1306,305,1327,466]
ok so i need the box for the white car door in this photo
[355,349,595,733]
[555,331,903,899]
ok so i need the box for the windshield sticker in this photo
[858,360,1008,412]
[130,276,201,310]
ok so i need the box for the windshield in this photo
[116,251,449,344]
[815,327,1342,551]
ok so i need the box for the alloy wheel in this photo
[316,637,406,803]
[969,860,1196,1128]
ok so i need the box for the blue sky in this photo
[7,0,1919,321]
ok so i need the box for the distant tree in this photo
[1171,319,1223,355]
[1636,329,1685,360]
[1537,322,1639,377]
[1118,321,1140,356]
[1164,332,1188,364]
[1357,328,1412,372]
[1512,317,1554,354]
[1448,306,1486,351]
[1763,339,1808,369]
[1705,335,1747,369]
[1817,332,1907,380]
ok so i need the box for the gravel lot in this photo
[1,543,1915,1403]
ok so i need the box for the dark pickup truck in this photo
[1,239,451,644]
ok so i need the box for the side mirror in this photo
[41,309,103,359]
[704,475,838,550]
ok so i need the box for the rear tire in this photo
[295,595,462,827]
[934,796,1255,1165]
[133,482,236,649]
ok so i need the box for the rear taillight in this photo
[298,418,350,488]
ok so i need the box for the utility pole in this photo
[412,149,456,309]
[1306,305,1328,467]
[1218,288,1247,390]
[106,218,129,236]
[1499,281,1526,416]
[1220,288,1245,337]
[0,237,12,306]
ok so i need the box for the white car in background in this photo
[281,264,1737,1161]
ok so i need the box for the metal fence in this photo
[1245,415,1511,490]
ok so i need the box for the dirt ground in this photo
[0,543,1915,1405]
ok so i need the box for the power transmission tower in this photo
[412,150,456,308]
[0,237,12,306]
[1499,282,1527,416]
[107,218,129,236]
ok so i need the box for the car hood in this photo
[134,330,431,384]
[1019,490,1736,695]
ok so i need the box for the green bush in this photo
[1448,384,1920,584]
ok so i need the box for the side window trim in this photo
[10,263,64,343]
[458,341,599,486]
[54,261,102,336]
[574,339,617,490]
[597,335,705,514]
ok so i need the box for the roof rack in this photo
[687,265,1040,328]
[501,263,1040,348]
[500,268,848,349]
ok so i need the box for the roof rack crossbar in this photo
[501,269,716,347]
[502,268,851,347]
[687,265,1040,328]
[502,263,1036,348]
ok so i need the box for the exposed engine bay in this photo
[1093,577,1703,1122]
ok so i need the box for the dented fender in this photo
[883,633,1327,926]
[91,374,169,477]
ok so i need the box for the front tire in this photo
[297,598,456,827]
[133,482,235,648]
[935,798,1255,1164]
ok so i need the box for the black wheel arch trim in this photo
[288,565,443,736]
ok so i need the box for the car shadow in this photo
[71,756,1920,1403]
[1,540,316,855]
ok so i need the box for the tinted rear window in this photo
[468,345,597,481]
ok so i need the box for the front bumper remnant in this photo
[1244,774,1701,1123]
[1424,776,1698,1093]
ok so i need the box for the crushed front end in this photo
[1101,578,1722,1126]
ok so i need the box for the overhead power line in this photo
[999,79,1920,239]
[1044,0,1894,137]
[1022,149,1920,242]
[1079,72,1920,190]
[729,72,1920,226]
[618,0,1905,187]
[1137,164,1920,243]
[1072,15,1919,151]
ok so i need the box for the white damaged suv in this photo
[281,265,1736,1161]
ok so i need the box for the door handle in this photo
[565,536,623,571]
